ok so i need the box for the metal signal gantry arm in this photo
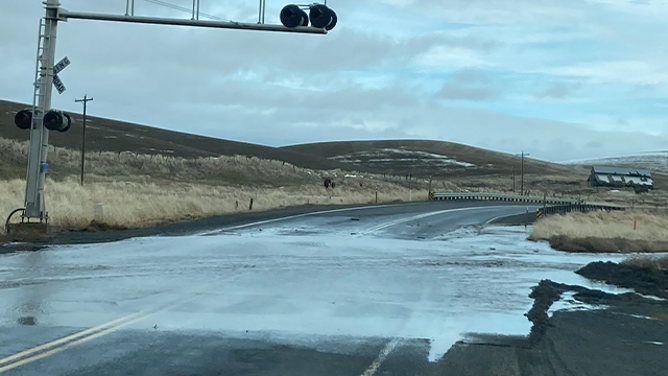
[57,8,328,34]
[19,1,337,222]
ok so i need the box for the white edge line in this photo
[362,205,535,234]
[198,203,409,235]
[484,209,532,225]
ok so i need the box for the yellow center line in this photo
[0,295,201,373]
[0,312,156,373]
[0,311,143,366]
[360,338,400,376]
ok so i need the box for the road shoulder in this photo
[439,265,668,376]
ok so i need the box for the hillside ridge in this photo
[2,99,566,178]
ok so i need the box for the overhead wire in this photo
[138,0,229,22]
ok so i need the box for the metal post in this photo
[125,0,130,16]
[75,95,93,186]
[258,0,266,24]
[192,0,197,20]
[24,0,59,221]
[131,0,135,16]
[261,0,265,24]
[513,165,516,193]
[196,0,200,20]
[81,98,86,186]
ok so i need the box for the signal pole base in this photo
[4,223,54,242]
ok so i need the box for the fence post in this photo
[249,198,254,211]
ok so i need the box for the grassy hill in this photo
[1,99,579,181]
[0,99,341,171]
[1,99,598,193]
[281,140,575,178]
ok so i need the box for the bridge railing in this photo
[430,192,576,205]
[428,192,626,217]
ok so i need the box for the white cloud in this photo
[413,46,493,70]
[1,0,668,163]
[540,61,668,85]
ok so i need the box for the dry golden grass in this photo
[5,135,667,238]
[0,136,439,236]
[530,211,668,253]
[531,211,668,241]
[0,178,427,235]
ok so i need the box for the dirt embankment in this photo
[440,260,668,376]
[577,261,668,300]
[546,236,668,253]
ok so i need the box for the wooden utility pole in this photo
[75,95,93,186]
[521,152,525,196]
[518,151,530,196]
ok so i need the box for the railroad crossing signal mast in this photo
[18,0,336,224]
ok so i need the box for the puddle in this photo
[548,291,608,318]
[17,316,37,326]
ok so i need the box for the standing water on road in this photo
[0,224,630,362]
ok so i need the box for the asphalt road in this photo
[0,201,652,375]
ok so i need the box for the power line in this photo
[139,0,228,21]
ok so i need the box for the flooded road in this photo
[0,203,635,375]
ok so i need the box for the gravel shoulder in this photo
[0,203,373,253]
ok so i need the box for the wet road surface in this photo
[0,202,632,375]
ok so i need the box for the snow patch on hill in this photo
[330,148,476,168]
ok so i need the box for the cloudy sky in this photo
[2,0,668,161]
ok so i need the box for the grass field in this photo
[0,178,425,235]
[0,136,430,236]
[530,211,668,253]
[3,130,668,237]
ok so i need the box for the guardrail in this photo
[430,192,577,205]
[540,203,625,216]
[429,192,626,219]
